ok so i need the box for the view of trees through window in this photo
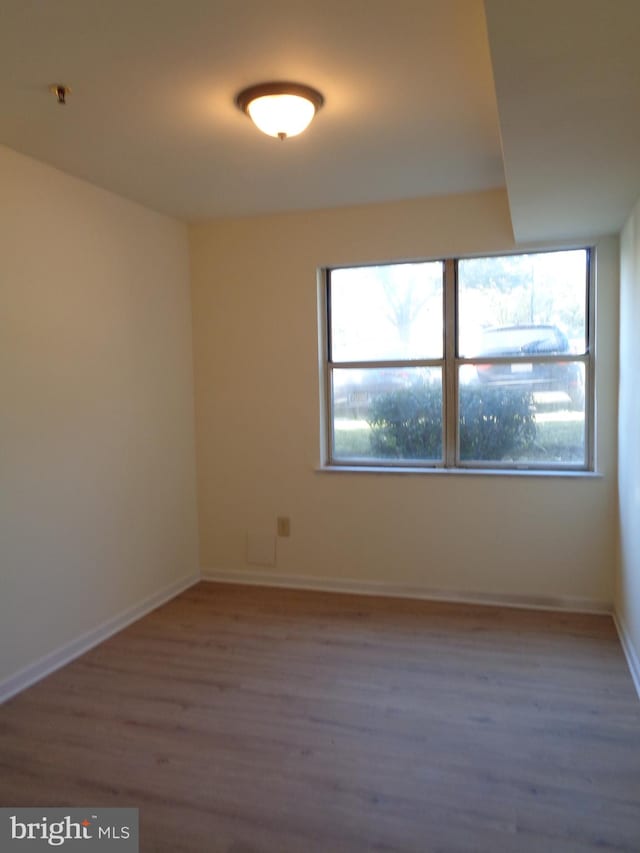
[326,249,591,469]
[458,251,587,356]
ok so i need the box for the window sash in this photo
[327,363,446,467]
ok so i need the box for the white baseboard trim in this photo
[0,572,200,705]
[613,612,640,702]
[201,568,611,615]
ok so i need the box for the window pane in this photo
[458,363,586,465]
[332,367,442,463]
[458,250,587,358]
[330,262,443,362]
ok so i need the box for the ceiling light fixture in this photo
[235,82,324,141]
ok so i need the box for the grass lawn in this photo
[333,412,585,464]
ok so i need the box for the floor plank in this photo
[1,582,639,852]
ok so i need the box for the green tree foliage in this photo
[367,380,536,462]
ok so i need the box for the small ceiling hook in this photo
[49,84,71,105]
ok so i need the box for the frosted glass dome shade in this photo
[236,83,324,140]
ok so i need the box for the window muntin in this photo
[325,249,592,471]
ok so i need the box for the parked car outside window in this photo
[473,324,584,409]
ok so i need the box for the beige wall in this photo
[190,189,618,605]
[0,146,199,684]
[617,197,640,667]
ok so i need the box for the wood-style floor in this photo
[1,582,639,852]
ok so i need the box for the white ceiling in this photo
[485,0,640,242]
[1,1,639,239]
[0,0,504,220]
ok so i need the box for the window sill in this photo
[316,465,603,479]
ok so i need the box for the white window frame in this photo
[321,248,595,473]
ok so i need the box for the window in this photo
[323,249,593,471]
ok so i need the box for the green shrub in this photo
[367,380,443,460]
[459,384,536,460]
[367,380,536,461]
